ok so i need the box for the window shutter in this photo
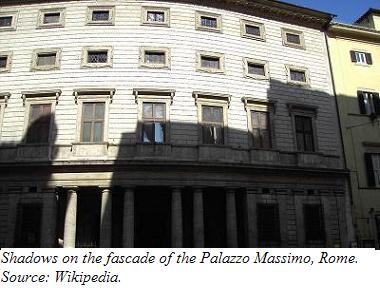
[350,51,357,63]
[366,53,373,65]
[357,91,366,114]
[373,93,380,115]
[365,153,376,187]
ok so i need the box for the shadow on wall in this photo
[0,78,351,248]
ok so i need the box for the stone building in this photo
[0,0,354,248]
[327,9,380,248]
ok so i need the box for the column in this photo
[123,187,134,248]
[171,187,183,248]
[63,189,77,248]
[41,188,57,247]
[226,188,238,248]
[193,187,204,248]
[100,188,112,248]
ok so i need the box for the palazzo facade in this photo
[0,0,354,248]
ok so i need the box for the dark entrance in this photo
[134,187,171,247]
[14,203,42,247]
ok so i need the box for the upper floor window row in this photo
[0,8,307,49]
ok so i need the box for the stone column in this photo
[41,188,57,247]
[193,187,204,248]
[100,188,112,248]
[226,188,238,248]
[123,188,134,248]
[171,187,183,248]
[63,189,77,248]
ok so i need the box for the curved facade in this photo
[0,0,353,248]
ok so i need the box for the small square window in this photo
[241,20,265,41]
[282,28,305,49]
[86,6,115,25]
[0,56,7,68]
[244,58,269,80]
[286,65,309,85]
[140,47,170,69]
[0,52,11,72]
[82,47,113,68]
[290,70,306,82]
[31,49,61,71]
[0,16,12,27]
[350,50,373,65]
[142,7,170,27]
[195,11,222,33]
[37,8,65,28]
[197,52,225,73]
[0,12,18,31]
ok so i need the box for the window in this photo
[0,52,12,72]
[31,49,61,71]
[37,8,65,28]
[86,6,115,25]
[286,65,309,85]
[303,204,325,244]
[26,104,52,143]
[14,203,42,248]
[141,7,170,27]
[82,47,113,68]
[81,102,105,143]
[140,47,170,68]
[295,115,314,152]
[195,11,222,32]
[241,20,265,41]
[357,91,380,116]
[142,103,166,143]
[350,51,372,65]
[202,105,224,144]
[197,52,225,73]
[257,204,281,246]
[244,58,269,80]
[0,12,17,31]
[365,153,380,187]
[282,28,305,49]
[251,111,272,149]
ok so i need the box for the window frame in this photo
[240,19,265,41]
[195,11,222,33]
[303,203,326,245]
[0,93,10,140]
[0,12,18,32]
[357,90,380,116]
[244,58,269,80]
[139,47,170,69]
[194,91,230,145]
[286,65,310,86]
[31,48,61,71]
[37,8,65,29]
[257,203,281,246]
[81,46,113,68]
[86,6,115,26]
[196,51,225,74]
[0,51,12,73]
[74,89,114,144]
[134,89,174,144]
[350,50,373,66]
[141,6,170,27]
[281,28,305,49]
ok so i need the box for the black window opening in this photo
[357,91,380,116]
[257,203,281,246]
[14,203,42,248]
[92,10,110,21]
[144,51,166,64]
[87,51,108,63]
[142,102,166,144]
[365,153,380,187]
[295,115,314,152]
[36,53,57,66]
[0,16,12,27]
[248,63,266,76]
[26,104,52,143]
[0,56,7,68]
[286,32,301,45]
[202,105,224,145]
[200,16,217,28]
[251,110,272,149]
[201,56,220,69]
[245,24,261,36]
[43,12,61,24]
[290,69,307,82]
[147,11,165,22]
[303,204,325,245]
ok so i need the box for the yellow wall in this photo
[327,32,380,245]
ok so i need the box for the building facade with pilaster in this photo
[0,0,353,248]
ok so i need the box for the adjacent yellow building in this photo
[327,9,380,248]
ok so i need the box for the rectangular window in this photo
[147,11,165,22]
[31,49,60,71]
[202,105,224,144]
[303,204,325,244]
[141,7,170,27]
[140,48,170,68]
[365,153,380,187]
[295,115,314,152]
[282,28,305,49]
[0,16,12,27]
[201,56,220,69]
[14,203,42,248]
[0,55,8,68]
[37,8,65,28]
[142,102,166,143]
[245,58,269,80]
[0,12,17,31]
[43,12,60,24]
[92,10,109,21]
[86,6,115,25]
[248,63,265,76]
[82,47,113,68]
[290,69,306,82]
[26,104,52,143]
[357,91,380,116]
[81,102,105,143]
[241,20,265,40]
[37,52,57,66]
[257,204,281,245]
[88,51,108,63]
[145,51,165,64]
[350,51,372,65]
[197,52,225,73]
[196,11,221,32]
[251,111,272,149]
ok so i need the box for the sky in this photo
[282,0,380,23]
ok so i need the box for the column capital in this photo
[63,186,78,192]
[172,186,185,192]
[100,188,111,193]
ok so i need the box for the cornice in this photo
[328,22,380,43]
